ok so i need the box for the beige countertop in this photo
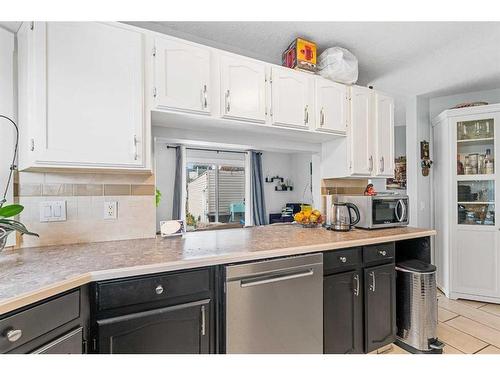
[0,225,436,315]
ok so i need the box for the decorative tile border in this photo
[14,183,155,197]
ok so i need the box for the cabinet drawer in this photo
[0,290,80,353]
[324,247,362,274]
[31,327,83,354]
[363,242,395,265]
[95,269,211,311]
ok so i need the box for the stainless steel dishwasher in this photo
[225,253,323,353]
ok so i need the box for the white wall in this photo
[429,88,500,120]
[0,28,15,247]
[261,152,313,216]
[394,126,406,158]
[406,96,432,229]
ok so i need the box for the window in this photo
[185,149,246,231]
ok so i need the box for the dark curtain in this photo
[251,151,267,225]
[172,146,183,220]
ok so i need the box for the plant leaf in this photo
[0,204,24,219]
[0,219,39,237]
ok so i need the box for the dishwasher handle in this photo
[240,269,314,288]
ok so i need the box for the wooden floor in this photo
[379,291,500,354]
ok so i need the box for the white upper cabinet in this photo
[270,67,314,129]
[18,22,150,171]
[373,92,395,177]
[220,54,266,123]
[314,77,348,134]
[349,86,374,176]
[153,36,211,114]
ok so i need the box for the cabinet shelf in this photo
[457,137,494,145]
[456,174,495,181]
[457,201,495,205]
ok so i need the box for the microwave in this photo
[336,193,409,229]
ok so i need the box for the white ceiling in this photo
[128,21,500,124]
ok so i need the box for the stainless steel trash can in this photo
[395,259,444,354]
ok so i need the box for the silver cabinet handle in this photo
[369,271,376,292]
[378,250,387,256]
[339,256,347,263]
[202,84,208,109]
[155,285,164,295]
[6,329,23,343]
[353,274,360,297]
[133,135,138,161]
[240,269,314,288]
[304,105,309,125]
[380,156,385,173]
[320,107,325,127]
[369,156,374,172]
[200,305,206,336]
[225,90,230,113]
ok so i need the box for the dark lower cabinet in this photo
[364,263,396,353]
[324,270,363,354]
[97,299,210,354]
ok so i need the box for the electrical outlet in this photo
[39,201,67,222]
[104,201,118,220]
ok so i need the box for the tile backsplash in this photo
[14,172,157,248]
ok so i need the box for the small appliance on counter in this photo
[336,193,409,229]
[326,201,360,232]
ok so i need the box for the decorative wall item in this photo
[420,140,433,176]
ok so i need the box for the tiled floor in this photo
[379,291,500,354]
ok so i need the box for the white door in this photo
[29,22,147,168]
[154,37,210,114]
[373,92,394,177]
[349,86,374,176]
[271,67,313,129]
[314,77,347,134]
[220,54,266,123]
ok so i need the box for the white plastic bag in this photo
[318,47,358,85]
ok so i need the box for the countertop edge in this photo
[0,229,436,316]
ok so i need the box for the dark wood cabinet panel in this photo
[324,270,363,354]
[97,299,210,354]
[364,263,396,353]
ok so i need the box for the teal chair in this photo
[230,202,245,222]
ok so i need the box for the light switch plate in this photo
[104,201,118,220]
[39,201,67,222]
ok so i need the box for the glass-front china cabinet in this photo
[433,104,500,303]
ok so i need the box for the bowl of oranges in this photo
[293,205,323,228]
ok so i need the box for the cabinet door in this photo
[374,92,395,177]
[23,22,147,169]
[97,300,210,354]
[315,77,348,134]
[453,228,499,297]
[364,263,396,353]
[324,271,363,354]
[349,86,374,176]
[154,37,210,114]
[271,67,313,129]
[220,54,266,122]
